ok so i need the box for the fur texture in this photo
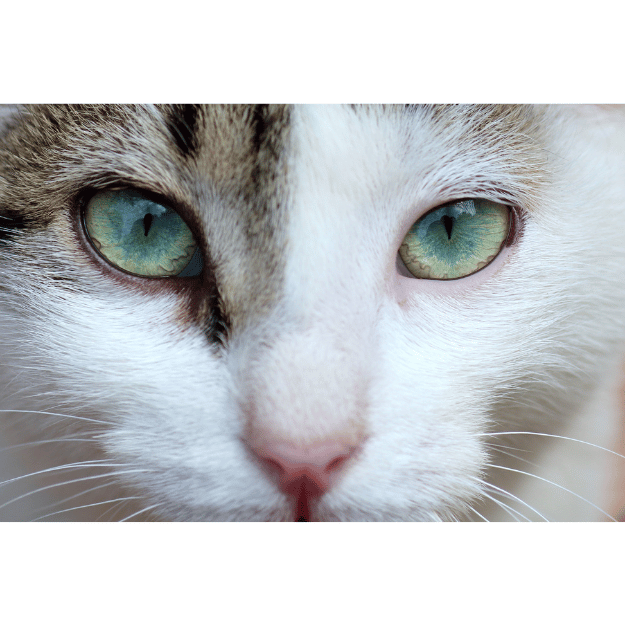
[0,104,624,521]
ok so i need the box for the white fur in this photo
[1,104,625,521]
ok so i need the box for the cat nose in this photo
[250,440,358,496]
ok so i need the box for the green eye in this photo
[83,190,203,278]
[398,199,510,280]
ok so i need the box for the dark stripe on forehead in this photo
[188,104,293,336]
[250,104,273,197]
[165,104,202,159]
[0,104,290,338]
[247,104,291,202]
[251,104,270,155]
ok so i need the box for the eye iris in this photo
[84,190,202,278]
[399,199,510,280]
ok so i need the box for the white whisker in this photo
[479,491,530,521]
[0,436,105,452]
[31,480,124,520]
[119,504,160,522]
[465,504,490,522]
[482,431,625,461]
[97,499,134,521]
[0,468,150,512]
[32,497,143,521]
[0,461,136,490]
[487,445,540,468]
[487,463,617,521]
[0,409,112,426]
[481,480,550,521]
[486,441,528,454]
[31,478,130,517]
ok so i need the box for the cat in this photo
[1,104,624,521]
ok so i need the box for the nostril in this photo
[325,455,348,473]
[262,458,284,474]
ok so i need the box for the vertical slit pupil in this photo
[443,215,454,240]
[143,213,154,236]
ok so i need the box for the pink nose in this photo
[251,440,358,497]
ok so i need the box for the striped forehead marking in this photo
[1,104,549,343]
[160,104,295,335]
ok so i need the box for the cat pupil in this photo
[443,215,454,240]
[143,213,153,237]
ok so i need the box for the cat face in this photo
[1,104,624,521]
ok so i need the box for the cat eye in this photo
[398,199,510,280]
[83,189,203,278]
